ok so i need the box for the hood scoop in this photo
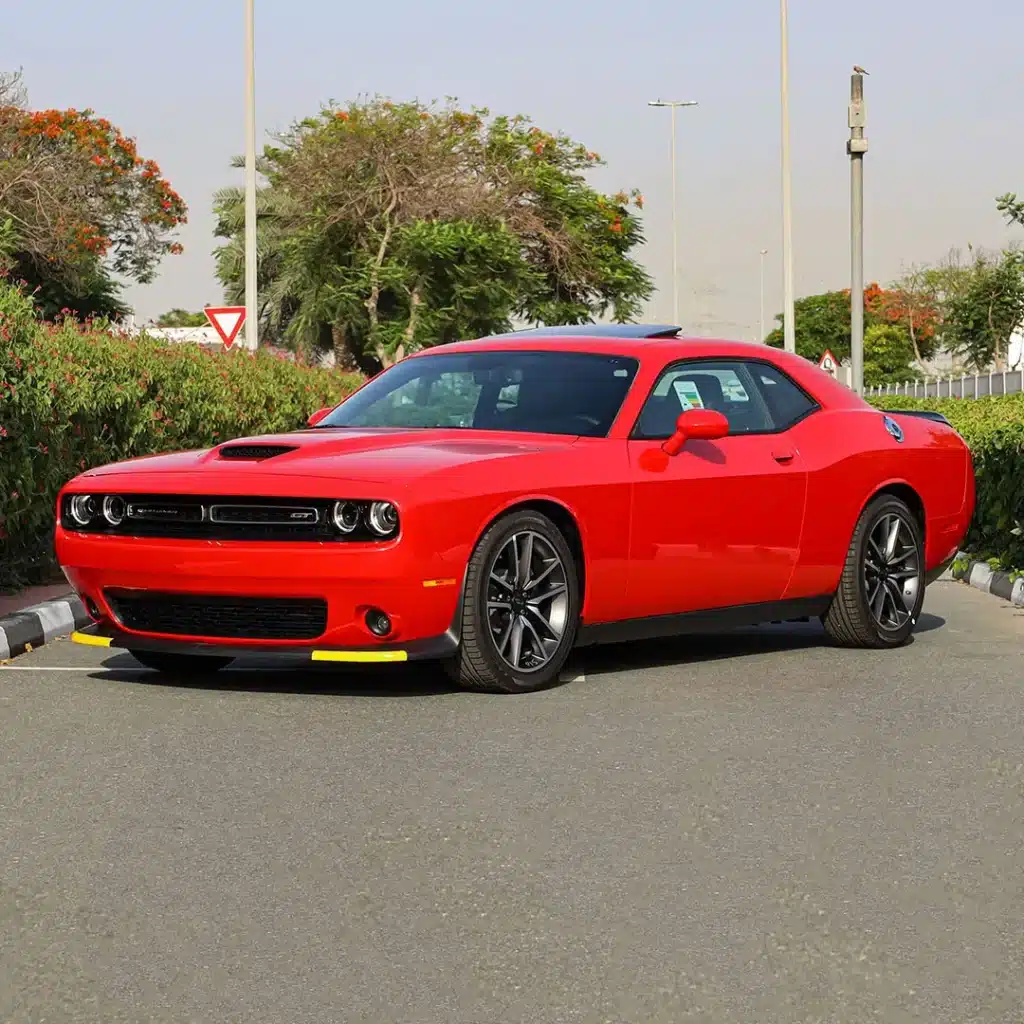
[217,444,298,461]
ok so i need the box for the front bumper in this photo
[71,621,458,663]
[57,528,467,654]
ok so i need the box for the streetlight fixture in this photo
[244,0,258,350]
[780,0,795,353]
[648,99,698,326]
[759,249,768,342]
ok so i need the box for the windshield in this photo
[317,349,640,437]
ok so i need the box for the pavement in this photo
[2,578,1023,1023]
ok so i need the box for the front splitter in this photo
[71,622,458,664]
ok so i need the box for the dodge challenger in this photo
[60,324,974,693]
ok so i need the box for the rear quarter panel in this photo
[785,408,971,598]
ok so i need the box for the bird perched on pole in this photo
[853,64,869,75]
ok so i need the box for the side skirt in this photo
[574,595,833,648]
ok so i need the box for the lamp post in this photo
[780,0,795,352]
[759,249,768,342]
[848,67,868,395]
[648,99,698,325]
[244,0,258,350]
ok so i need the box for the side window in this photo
[749,363,818,430]
[633,359,818,438]
[634,360,773,437]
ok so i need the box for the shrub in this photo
[0,282,363,591]
[869,392,1024,569]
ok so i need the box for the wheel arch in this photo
[865,480,926,544]
[445,496,588,645]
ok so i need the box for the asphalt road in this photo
[2,579,1023,1023]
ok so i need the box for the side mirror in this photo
[662,408,729,456]
[307,407,331,427]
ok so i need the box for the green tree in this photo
[942,248,1024,370]
[213,97,652,370]
[765,283,939,377]
[996,192,1024,229]
[156,308,209,328]
[765,290,855,361]
[863,324,920,386]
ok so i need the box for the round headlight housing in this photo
[69,494,97,526]
[102,495,126,526]
[367,501,399,537]
[331,500,361,534]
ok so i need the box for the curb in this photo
[949,551,1024,608]
[0,594,90,661]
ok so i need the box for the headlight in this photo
[102,495,126,526]
[367,501,399,537]
[69,494,98,526]
[331,501,361,534]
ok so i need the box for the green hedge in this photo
[3,272,1021,593]
[0,283,363,592]
[868,392,1024,570]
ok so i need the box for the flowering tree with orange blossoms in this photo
[0,73,187,318]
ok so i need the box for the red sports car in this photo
[60,325,974,693]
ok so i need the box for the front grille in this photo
[208,504,320,525]
[106,591,328,640]
[218,444,298,460]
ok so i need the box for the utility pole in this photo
[759,249,768,341]
[244,0,258,351]
[780,0,795,352]
[648,99,698,325]
[848,67,868,394]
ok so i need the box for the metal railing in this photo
[864,368,1024,400]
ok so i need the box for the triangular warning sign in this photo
[204,306,246,349]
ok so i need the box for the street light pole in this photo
[848,68,868,395]
[648,99,698,326]
[780,0,796,353]
[759,249,768,342]
[244,0,258,351]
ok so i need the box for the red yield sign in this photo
[204,306,246,349]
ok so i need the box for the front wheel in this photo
[128,650,234,675]
[822,494,925,648]
[445,510,581,693]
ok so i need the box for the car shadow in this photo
[88,612,946,696]
[94,652,461,697]
[578,611,946,679]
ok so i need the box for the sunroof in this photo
[479,324,682,340]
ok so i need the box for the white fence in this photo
[864,368,1024,400]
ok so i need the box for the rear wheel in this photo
[822,494,924,648]
[445,510,581,693]
[129,650,233,675]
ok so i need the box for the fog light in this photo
[365,608,392,637]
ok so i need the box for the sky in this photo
[5,0,1024,339]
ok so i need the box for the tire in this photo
[445,510,581,693]
[822,493,925,649]
[129,650,234,675]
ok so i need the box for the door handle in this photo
[772,448,796,464]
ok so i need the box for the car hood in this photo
[76,427,578,490]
